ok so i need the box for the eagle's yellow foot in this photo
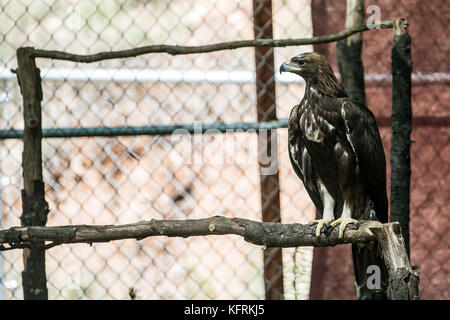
[330,217,358,238]
[309,218,334,236]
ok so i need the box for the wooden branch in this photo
[1,216,382,250]
[30,21,394,63]
[0,216,418,299]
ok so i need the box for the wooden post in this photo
[390,19,412,257]
[16,47,49,300]
[309,0,333,300]
[311,0,333,57]
[369,223,419,299]
[336,0,366,106]
[252,0,284,300]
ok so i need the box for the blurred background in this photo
[0,0,448,299]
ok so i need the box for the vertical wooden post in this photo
[311,0,333,57]
[309,0,333,300]
[252,0,284,300]
[17,47,49,300]
[390,19,412,257]
[336,0,366,106]
[369,223,419,299]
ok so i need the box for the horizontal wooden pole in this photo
[0,216,385,251]
[29,21,394,63]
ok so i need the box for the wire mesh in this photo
[0,0,448,300]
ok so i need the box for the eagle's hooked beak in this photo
[279,62,300,74]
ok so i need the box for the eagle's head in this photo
[280,52,346,98]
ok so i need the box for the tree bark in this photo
[336,0,366,106]
[390,19,412,257]
[369,223,419,299]
[0,217,380,249]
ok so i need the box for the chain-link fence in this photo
[0,0,448,300]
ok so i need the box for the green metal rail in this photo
[0,119,288,139]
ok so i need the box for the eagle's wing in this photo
[341,100,388,222]
[288,105,324,215]
[288,141,324,214]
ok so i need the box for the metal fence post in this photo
[16,47,49,300]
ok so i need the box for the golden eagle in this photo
[280,52,388,299]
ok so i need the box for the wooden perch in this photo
[0,216,418,299]
[29,21,394,63]
[0,216,377,249]
[369,223,419,300]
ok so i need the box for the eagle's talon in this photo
[309,218,334,237]
[330,217,358,238]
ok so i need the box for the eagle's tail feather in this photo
[352,242,388,300]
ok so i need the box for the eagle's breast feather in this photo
[298,100,335,143]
